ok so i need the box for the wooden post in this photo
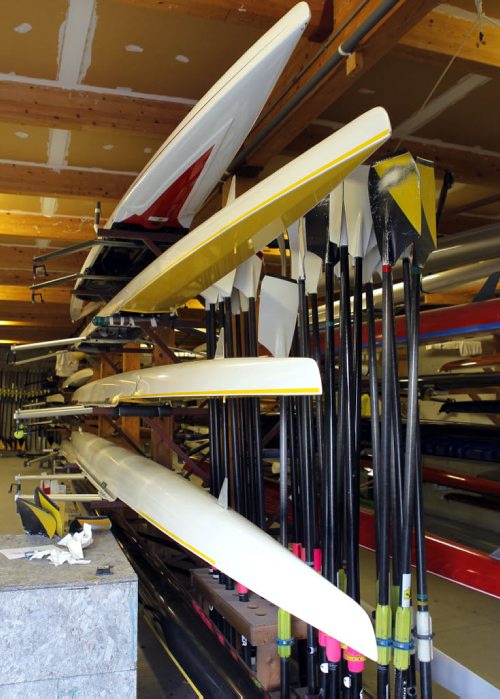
[150,327,175,469]
[120,344,141,448]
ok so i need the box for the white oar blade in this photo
[213,268,236,299]
[362,238,382,284]
[328,182,347,246]
[258,275,298,358]
[287,219,301,280]
[233,255,262,300]
[66,431,377,660]
[344,165,373,259]
[200,285,219,309]
[304,251,323,295]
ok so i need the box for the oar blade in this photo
[369,151,421,265]
[258,275,298,358]
[344,164,374,259]
[415,157,437,268]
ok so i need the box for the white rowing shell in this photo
[61,368,94,390]
[14,357,321,420]
[83,106,391,326]
[73,356,322,403]
[71,3,310,320]
[65,431,378,661]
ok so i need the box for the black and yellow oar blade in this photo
[16,498,57,538]
[34,487,64,538]
[415,157,437,268]
[369,151,421,266]
[69,515,112,533]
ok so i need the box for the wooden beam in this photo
[0,213,94,246]
[0,301,71,320]
[0,325,74,343]
[0,164,133,200]
[400,9,500,74]
[118,0,326,35]
[240,0,442,166]
[0,245,87,273]
[0,81,190,136]
[0,270,78,288]
[0,284,70,305]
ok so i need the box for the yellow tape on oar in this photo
[369,151,421,266]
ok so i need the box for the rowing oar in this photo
[328,177,366,696]
[290,217,320,694]
[234,254,264,529]
[344,167,384,698]
[258,273,299,698]
[233,254,263,611]
[404,157,437,698]
[369,151,421,699]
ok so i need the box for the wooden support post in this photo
[120,343,141,448]
[150,327,175,469]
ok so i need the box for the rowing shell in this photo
[84,106,391,329]
[63,431,378,661]
[71,2,310,320]
[61,368,94,390]
[14,357,321,420]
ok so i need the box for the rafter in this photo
[0,81,189,136]
[399,9,500,74]
[0,325,75,343]
[0,213,94,247]
[0,284,70,305]
[238,0,442,167]
[0,164,133,200]
[0,246,87,273]
[0,301,71,320]
[118,0,326,34]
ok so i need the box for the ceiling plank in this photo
[118,0,325,34]
[0,301,72,320]
[239,0,442,167]
[0,326,75,343]
[0,246,87,273]
[399,9,500,74]
[0,270,77,288]
[0,285,70,305]
[0,81,190,136]
[0,164,133,200]
[0,214,93,246]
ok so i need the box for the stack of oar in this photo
[207,154,436,697]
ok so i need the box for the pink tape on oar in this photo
[318,631,326,647]
[344,646,365,673]
[292,543,302,558]
[313,548,322,572]
[326,636,341,663]
[237,582,249,602]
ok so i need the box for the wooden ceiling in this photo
[0,0,499,346]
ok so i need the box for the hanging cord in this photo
[475,0,485,44]
[393,9,481,152]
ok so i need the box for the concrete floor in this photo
[1,453,499,697]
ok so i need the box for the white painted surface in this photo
[66,431,378,661]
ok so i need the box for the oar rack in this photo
[191,568,307,692]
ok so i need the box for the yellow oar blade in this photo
[369,151,421,266]
[415,157,437,268]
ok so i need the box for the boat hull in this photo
[64,431,378,660]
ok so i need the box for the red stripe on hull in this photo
[119,147,213,231]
